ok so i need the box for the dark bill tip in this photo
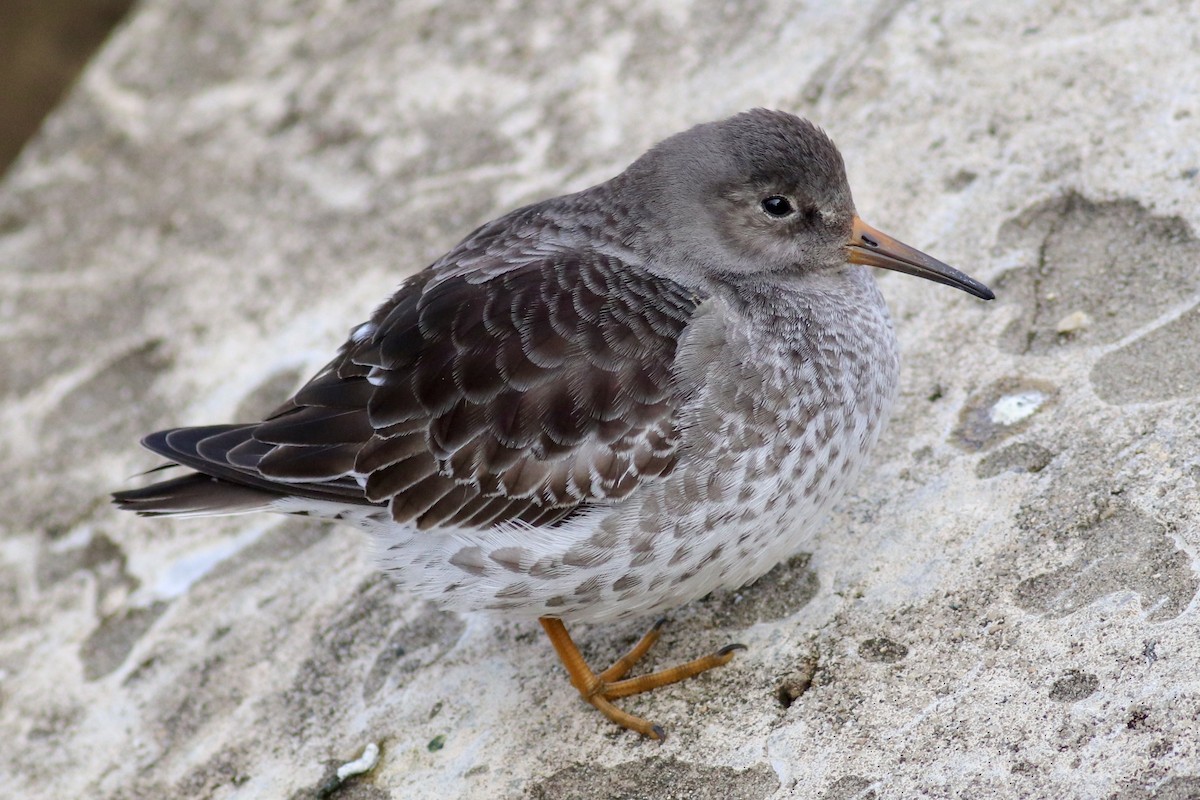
[846,216,995,301]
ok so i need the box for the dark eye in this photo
[761,196,794,217]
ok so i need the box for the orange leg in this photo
[539,617,746,740]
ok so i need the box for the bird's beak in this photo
[846,216,994,300]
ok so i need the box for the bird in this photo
[114,108,994,740]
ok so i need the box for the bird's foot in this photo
[539,616,746,740]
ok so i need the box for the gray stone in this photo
[2,1,1199,798]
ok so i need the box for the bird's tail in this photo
[112,472,278,518]
[112,423,379,519]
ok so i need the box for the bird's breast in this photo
[639,272,902,600]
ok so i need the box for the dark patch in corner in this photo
[1110,774,1200,800]
[1091,304,1200,404]
[1014,503,1196,622]
[991,193,1199,355]
[1147,776,1200,800]
[526,757,779,800]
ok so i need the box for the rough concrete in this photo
[2,1,1199,798]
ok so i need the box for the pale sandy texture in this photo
[2,1,1199,798]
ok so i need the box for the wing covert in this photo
[253,226,701,530]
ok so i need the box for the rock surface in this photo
[2,1,1199,798]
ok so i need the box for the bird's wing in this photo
[119,213,703,531]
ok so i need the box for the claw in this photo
[540,617,746,739]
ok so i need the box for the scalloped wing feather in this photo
[116,205,701,531]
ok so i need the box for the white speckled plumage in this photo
[115,109,991,630]
[373,268,899,622]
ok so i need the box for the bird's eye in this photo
[761,196,794,217]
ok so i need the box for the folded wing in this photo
[115,208,701,531]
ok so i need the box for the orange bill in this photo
[846,216,994,300]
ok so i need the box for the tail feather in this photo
[113,473,277,517]
[112,423,379,519]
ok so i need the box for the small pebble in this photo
[336,742,380,782]
[1054,310,1091,335]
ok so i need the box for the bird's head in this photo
[626,108,993,300]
